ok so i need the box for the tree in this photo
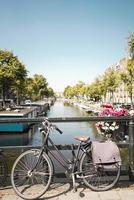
[24,77,34,100]
[120,58,134,108]
[11,61,27,105]
[99,76,108,102]
[73,81,85,98]
[29,74,48,101]
[46,87,55,97]
[102,67,120,102]
[120,33,134,108]
[87,78,102,102]
[64,86,75,98]
[24,75,55,101]
[0,49,27,106]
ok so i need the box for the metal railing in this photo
[0,116,134,180]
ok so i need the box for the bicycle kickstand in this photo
[72,173,77,192]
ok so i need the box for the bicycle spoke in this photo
[14,175,29,187]
[17,159,29,171]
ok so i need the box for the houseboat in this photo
[0,106,37,133]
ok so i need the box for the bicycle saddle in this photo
[74,136,90,142]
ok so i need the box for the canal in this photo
[47,100,100,145]
[0,100,101,174]
[0,100,99,147]
[0,100,129,174]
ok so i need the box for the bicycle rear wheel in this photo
[11,149,53,200]
[80,152,121,191]
[0,154,8,186]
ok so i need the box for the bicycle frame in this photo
[39,133,91,175]
[11,120,122,199]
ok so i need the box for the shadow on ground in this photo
[1,176,134,200]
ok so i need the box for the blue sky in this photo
[0,0,134,92]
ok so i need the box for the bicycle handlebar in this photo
[54,126,63,134]
[40,119,63,134]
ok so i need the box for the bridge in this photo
[0,116,134,181]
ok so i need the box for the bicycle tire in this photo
[0,154,8,186]
[11,149,53,200]
[80,152,121,191]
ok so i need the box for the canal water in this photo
[47,100,100,145]
[0,100,99,147]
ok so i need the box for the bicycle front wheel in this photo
[11,149,53,200]
[80,152,121,191]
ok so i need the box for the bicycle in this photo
[11,118,121,200]
[0,149,8,187]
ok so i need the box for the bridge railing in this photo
[0,116,134,180]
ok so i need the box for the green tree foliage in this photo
[64,81,87,99]
[63,68,120,103]
[0,49,27,106]
[73,81,85,98]
[63,33,134,104]
[87,78,102,102]
[102,67,120,102]
[11,62,27,105]
[24,77,34,100]
[24,74,54,101]
[120,33,134,107]
[46,87,55,97]
[30,74,48,101]
[64,86,75,98]
[0,49,55,106]
[99,76,108,101]
[120,58,134,107]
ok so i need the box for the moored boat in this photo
[0,107,37,133]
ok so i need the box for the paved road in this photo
[0,180,134,200]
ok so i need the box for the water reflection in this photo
[0,130,32,146]
[47,101,100,145]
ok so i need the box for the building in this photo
[105,57,134,104]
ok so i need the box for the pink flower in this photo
[99,107,129,117]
